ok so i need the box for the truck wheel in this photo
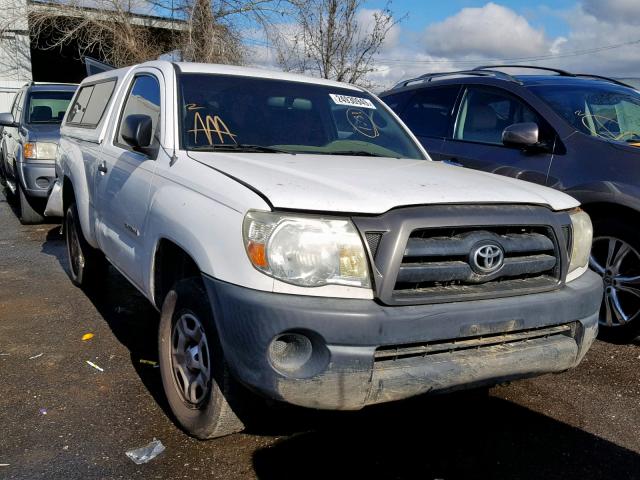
[589,218,640,341]
[64,202,106,287]
[17,183,44,224]
[159,278,247,439]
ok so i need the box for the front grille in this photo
[393,226,560,302]
[352,204,571,306]
[364,232,383,258]
[374,323,576,363]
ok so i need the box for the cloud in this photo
[540,4,640,76]
[356,8,401,51]
[582,0,640,25]
[371,1,640,90]
[245,1,640,92]
[423,2,550,58]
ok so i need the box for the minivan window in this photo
[530,84,640,143]
[179,74,425,159]
[455,87,542,145]
[27,91,74,124]
[400,86,459,138]
[67,80,116,127]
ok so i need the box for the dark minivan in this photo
[0,83,76,224]
[382,66,640,340]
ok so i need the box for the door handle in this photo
[97,161,108,174]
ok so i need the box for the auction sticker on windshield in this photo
[329,94,376,109]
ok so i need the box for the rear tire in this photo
[64,202,106,288]
[158,278,248,439]
[17,182,44,224]
[589,217,640,342]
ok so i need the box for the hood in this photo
[188,152,579,214]
[25,123,61,143]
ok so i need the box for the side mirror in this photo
[0,112,16,127]
[121,114,153,150]
[502,122,539,148]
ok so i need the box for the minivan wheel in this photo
[159,278,247,439]
[589,218,640,341]
[64,202,106,287]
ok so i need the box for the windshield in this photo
[179,74,425,159]
[529,83,640,143]
[27,91,74,124]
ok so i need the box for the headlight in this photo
[24,142,58,160]
[568,209,593,275]
[243,210,371,288]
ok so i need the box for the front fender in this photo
[142,183,274,303]
[564,181,640,213]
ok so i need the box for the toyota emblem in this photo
[470,243,504,274]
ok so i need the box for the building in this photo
[0,0,181,111]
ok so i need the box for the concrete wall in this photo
[0,0,32,111]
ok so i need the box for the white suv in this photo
[47,61,602,439]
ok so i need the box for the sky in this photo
[247,0,640,90]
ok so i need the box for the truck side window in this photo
[455,87,547,145]
[67,79,116,127]
[400,86,460,138]
[116,75,161,149]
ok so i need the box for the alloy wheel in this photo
[171,312,212,406]
[66,212,84,278]
[590,236,640,327]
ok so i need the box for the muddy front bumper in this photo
[205,270,602,410]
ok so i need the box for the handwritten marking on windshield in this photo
[346,108,379,138]
[575,110,639,141]
[188,111,237,145]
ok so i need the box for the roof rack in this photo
[391,65,636,91]
[28,81,77,86]
[475,65,633,88]
[473,65,574,76]
[392,69,520,89]
[573,74,633,88]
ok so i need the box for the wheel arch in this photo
[152,237,202,310]
[580,201,640,227]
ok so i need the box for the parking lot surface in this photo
[1,193,639,480]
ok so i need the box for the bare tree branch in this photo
[1,0,283,68]
[272,0,398,87]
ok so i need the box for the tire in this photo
[17,182,44,224]
[159,278,248,439]
[589,217,640,341]
[0,161,6,187]
[64,202,106,288]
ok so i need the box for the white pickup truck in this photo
[48,60,602,439]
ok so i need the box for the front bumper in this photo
[204,270,602,410]
[17,160,55,198]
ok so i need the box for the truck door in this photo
[441,86,553,186]
[95,72,163,289]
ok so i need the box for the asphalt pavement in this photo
[1,190,639,479]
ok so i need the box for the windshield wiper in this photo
[323,150,392,158]
[190,144,295,154]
